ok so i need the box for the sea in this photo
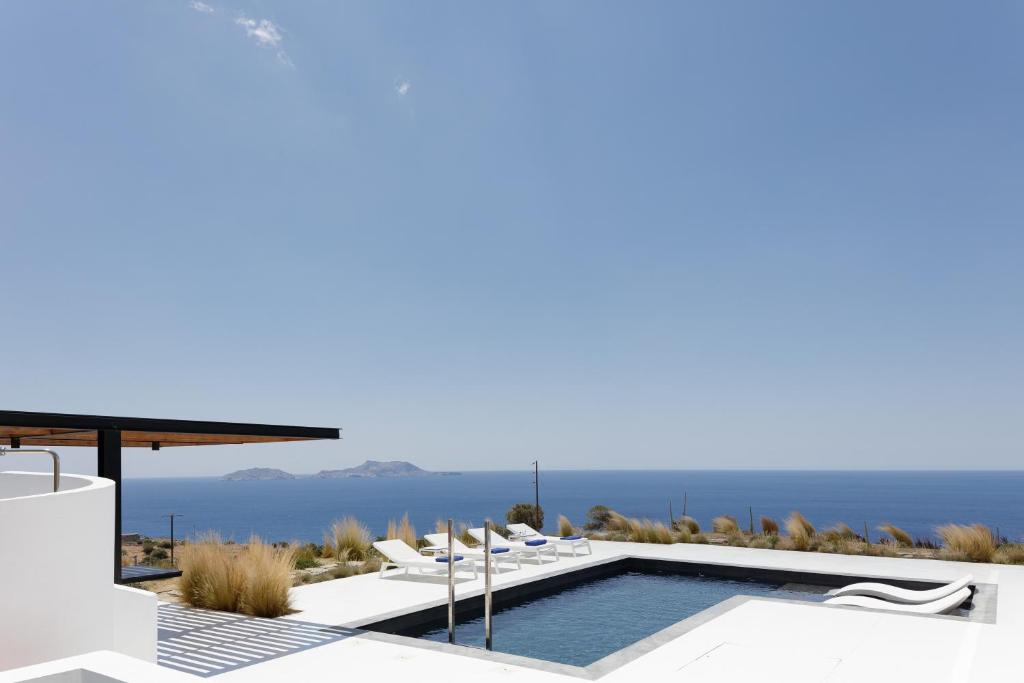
[121,470,1024,545]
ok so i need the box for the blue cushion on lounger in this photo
[560,535,583,540]
[490,547,510,554]
[524,539,547,546]
[436,555,464,562]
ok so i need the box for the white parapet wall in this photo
[0,471,156,671]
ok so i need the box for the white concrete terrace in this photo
[3,540,1023,682]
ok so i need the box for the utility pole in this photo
[165,513,182,565]
[532,461,540,531]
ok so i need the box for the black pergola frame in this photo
[1,410,340,582]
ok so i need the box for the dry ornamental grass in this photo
[937,524,996,562]
[330,516,371,561]
[760,516,779,535]
[178,533,294,617]
[785,511,816,551]
[712,516,739,535]
[878,523,913,547]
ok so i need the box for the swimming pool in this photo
[373,566,829,667]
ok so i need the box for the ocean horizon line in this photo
[121,467,1024,481]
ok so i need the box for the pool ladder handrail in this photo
[0,446,61,492]
[445,518,494,651]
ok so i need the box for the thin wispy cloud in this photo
[189,1,215,13]
[235,16,291,65]
[396,80,410,97]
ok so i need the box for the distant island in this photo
[222,460,459,481]
[315,460,460,478]
[222,467,296,481]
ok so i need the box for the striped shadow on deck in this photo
[158,603,356,677]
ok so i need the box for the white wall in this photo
[111,586,156,663]
[0,472,155,671]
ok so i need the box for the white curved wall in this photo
[0,471,154,671]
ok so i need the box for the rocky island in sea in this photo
[315,459,460,478]
[221,467,296,481]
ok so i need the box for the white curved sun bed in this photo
[423,533,524,573]
[506,523,593,557]
[825,586,972,615]
[469,528,559,563]
[373,539,478,579]
[828,574,973,605]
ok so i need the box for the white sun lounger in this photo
[506,523,592,557]
[469,528,559,563]
[825,586,971,615]
[373,539,478,579]
[827,574,973,605]
[423,533,524,573]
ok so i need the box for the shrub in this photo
[158,540,173,549]
[712,516,739,535]
[330,517,371,561]
[241,536,295,618]
[557,515,575,537]
[584,505,613,531]
[677,516,700,534]
[294,544,319,570]
[760,516,779,536]
[785,511,816,551]
[692,533,708,544]
[506,503,544,530]
[484,518,511,538]
[150,548,169,561]
[937,524,996,563]
[878,523,912,547]
[994,544,1024,565]
[675,525,692,543]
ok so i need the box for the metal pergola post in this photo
[97,429,122,583]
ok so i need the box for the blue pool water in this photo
[414,570,826,666]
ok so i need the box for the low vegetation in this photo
[506,502,544,529]
[993,544,1024,565]
[386,513,417,549]
[241,537,296,617]
[169,505,1022,612]
[584,505,613,531]
[178,533,293,617]
[784,511,816,551]
[677,516,700,534]
[878,523,912,547]
[293,543,320,570]
[328,516,371,561]
[712,515,739,535]
[937,524,996,562]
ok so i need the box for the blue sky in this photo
[1,2,1021,476]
